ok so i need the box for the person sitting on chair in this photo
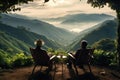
[31,39,53,70]
[67,40,94,73]
[74,40,94,72]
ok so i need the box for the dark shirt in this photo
[74,48,91,65]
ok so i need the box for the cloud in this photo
[12,0,116,18]
[10,0,116,33]
[47,0,80,6]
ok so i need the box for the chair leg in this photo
[53,63,56,80]
[88,64,92,72]
[74,64,78,75]
[31,64,37,75]
[62,63,64,78]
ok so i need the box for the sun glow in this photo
[45,0,80,7]
[58,0,64,3]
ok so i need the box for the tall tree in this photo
[0,0,51,13]
[0,0,33,12]
[86,0,120,67]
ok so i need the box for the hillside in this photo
[0,31,29,54]
[0,22,61,54]
[0,14,76,45]
[69,20,117,51]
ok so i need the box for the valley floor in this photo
[0,64,120,80]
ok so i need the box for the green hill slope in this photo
[0,22,61,54]
[0,31,29,54]
[69,20,117,51]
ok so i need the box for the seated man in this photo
[67,40,94,73]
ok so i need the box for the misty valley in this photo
[0,13,117,52]
[0,13,118,70]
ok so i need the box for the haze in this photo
[11,0,116,32]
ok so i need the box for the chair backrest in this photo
[30,48,49,66]
[76,49,94,65]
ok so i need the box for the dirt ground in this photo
[0,64,120,80]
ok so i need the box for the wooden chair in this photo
[30,48,56,77]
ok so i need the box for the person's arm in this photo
[88,48,95,58]
[74,50,80,59]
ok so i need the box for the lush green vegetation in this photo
[0,48,68,69]
[0,49,33,69]
[91,38,118,67]
[92,38,116,51]
[0,39,118,69]
[93,50,118,67]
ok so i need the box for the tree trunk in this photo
[116,10,120,67]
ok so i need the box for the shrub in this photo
[12,53,33,67]
[0,50,12,68]
[93,50,115,66]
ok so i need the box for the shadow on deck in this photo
[67,67,100,80]
[28,70,53,80]
[28,64,100,80]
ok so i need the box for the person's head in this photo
[80,40,88,49]
[34,39,44,47]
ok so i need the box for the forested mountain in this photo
[0,31,29,54]
[0,14,76,45]
[0,22,61,54]
[61,14,114,24]
[69,19,117,51]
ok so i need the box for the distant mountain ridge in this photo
[43,13,115,24]
[61,14,114,24]
[0,14,76,45]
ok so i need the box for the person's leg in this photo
[74,64,78,75]
[48,60,53,70]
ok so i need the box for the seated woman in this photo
[30,39,53,71]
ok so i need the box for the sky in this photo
[13,0,116,18]
[12,0,116,32]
